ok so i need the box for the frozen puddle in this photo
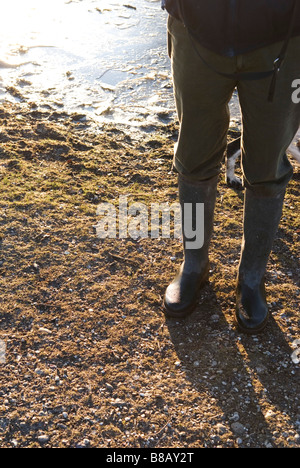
[0,0,175,128]
[0,0,240,130]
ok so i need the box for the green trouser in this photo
[168,16,300,196]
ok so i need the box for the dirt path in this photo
[0,102,299,448]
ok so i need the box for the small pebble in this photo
[231,422,246,436]
[76,439,90,448]
[37,434,49,444]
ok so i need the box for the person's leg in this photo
[236,36,300,333]
[164,17,236,317]
[168,16,237,180]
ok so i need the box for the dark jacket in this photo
[163,0,300,57]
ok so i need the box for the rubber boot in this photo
[163,173,218,318]
[236,188,285,334]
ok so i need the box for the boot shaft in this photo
[178,174,218,253]
[238,188,286,287]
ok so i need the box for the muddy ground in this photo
[0,102,299,448]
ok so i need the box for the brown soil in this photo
[0,102,299,448]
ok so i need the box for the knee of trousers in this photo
[172,147,225,183]
[242,167,293,198]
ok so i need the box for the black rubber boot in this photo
[163,174,218,318]
[236,188,285,334]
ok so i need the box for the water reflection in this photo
[0,0,174,127]
[0,0,240,129]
